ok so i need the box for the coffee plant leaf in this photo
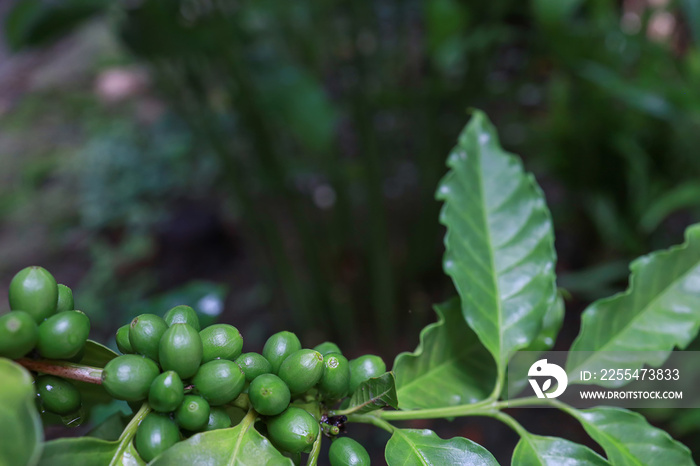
[345,372,398,415]
[527,293,565,352]
[573,407,693,466]
[567,223,700,383]
[512,434,609,465]
[79,340,119,367]
[385,428,498,465]
[393,297,495,409]
[38,437,144,466]
[150,416,293,466]
[436,110,557,369]
[0,359,43,466]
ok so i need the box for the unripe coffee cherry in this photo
[348,355,386,393]
[262,331,301,374]
[192,359,245,406]
[35,375,81,415]
[313,341,342,356]
[0,311,38,359]
[249,374,291,416]
[159,324,202,379]
[129,314,167,361]
[175,395,210,431]
[266,406,319,454]
[278,349,324,395]
[149,371,184,413]
[102,354,160,401]
[235,352,272,382]
[163,305,200,331]
[55,284,74,313]
[36,310,90,359]
[329,437,371,466]
[199,324,243,363]
[135,413,180,462]
[204,407,232,431]
[9,266,58,323]
[115,325,133,354]
[318,353,350,400]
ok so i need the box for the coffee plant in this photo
[1,111,697,465]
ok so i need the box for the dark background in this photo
[2,0,700,463]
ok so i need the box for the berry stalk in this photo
[16,358,103,385]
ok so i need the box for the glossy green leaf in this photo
[0,359,43,466]
[38,437,145,466]
[572,407,693,466]
[150,415,293,465]
[512,434,609,465]
[567,224,700,382]
[80,340,119,367]
[385,429,498,465]
[343,372,398,415]
[436,110,557,369]
[393,298,495,409]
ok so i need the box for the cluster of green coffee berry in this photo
[109,305,384,463]
[0,266,89,416]
[0,266,382,464]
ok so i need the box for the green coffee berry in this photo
[262,331,301,374]
[175,395,210,431]
[0,311,38,359]
[249,374,291,416]
[115,325,133,354]
[129,314,168,361]
[235,352,272,382]
[329,437,371,466]
[135,413,180,462]
[9,266,58,323]
[199,324,243,363]
[318,353,350,400]
[278,349,324,395]
[102,354,160,401]
[192,359,245,406]
[36,311,90,359]
[348,354,386,393]
[204,407,232,431]
[55,284,74,313]
[163,305,200,331]
[36,375,81,415]
[266,406,320,454]
[149,371,184,413]
[159,323,203,379]
[314,341,342,356]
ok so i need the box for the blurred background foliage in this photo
[2,0,700,458]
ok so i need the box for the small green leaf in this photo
[512,434,609,465]
[436,110,558,369]
[567,224,700,382]
[0,359,43,466]
[80,340,119,367]
[393,297,495,409]
[572,407,693,466]
[385,429,498,465]
[150,415,293,465]
[344,372,398,415]
[38,437,145,466]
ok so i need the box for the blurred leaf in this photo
[135,281,228,328]
[344,373,398,415]
[573,407,692,465]
[512,434,609,465]
[87,411,131,441]
[532,0,584,26]
[38,437,145,466]
[0,359,43,466]
[79,340,118,368]
[681,0,700,45]
[5,0,108,51]
[640,182,700,233]
[558,260,630,301]
[436,110,557,369]
[568,224,700,384]
[385,429,498,465]
[393,297,495,409]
